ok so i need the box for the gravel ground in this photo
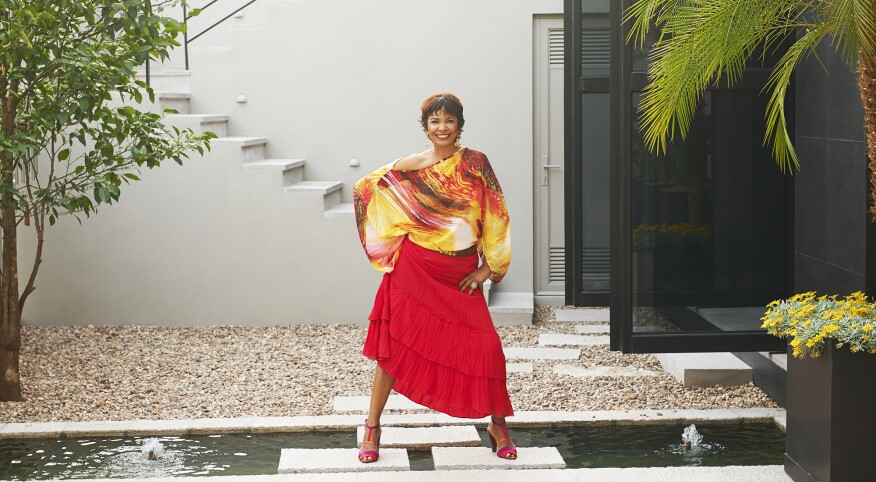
[0,311,778,423]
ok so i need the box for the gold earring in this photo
[454,133,461,148]
[425,134,431,149]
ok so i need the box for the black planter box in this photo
[785,341,876,482]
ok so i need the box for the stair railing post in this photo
[183,0,189,70]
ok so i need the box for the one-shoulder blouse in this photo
[353,147,511,283]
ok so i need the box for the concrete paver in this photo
[538,334,610,346]
[506,362,534,373]
[556,308,609,323]
[277,448,409,474]
[504,347,580,360]
[552,365,658,378]
[575,324,610,334]
[654,352,752,387]
[432,447,566,470]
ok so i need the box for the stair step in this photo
[552,364,658,378]
[575,324,610,334]
[356,425,480,450]
[136,70,192,93]
[432,446,566,470]
[157,92,192,100]
[556,308,610,323]
[538,334,609,346]
[285,180,343,195]
[334,394,429,413]
[504,347,580,361]
[163,114,229,136]
[325,202,355,219]
[213,136,267,162]
[488,292,533,326]
[243,159,306,171]
[213,136,269,147]
[156,92,191,114]
[277,448,409,474]
[285,181,343,210]
[654,352,753,387]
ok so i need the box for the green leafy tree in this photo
[0,0,213,401]
[625,0,875,206]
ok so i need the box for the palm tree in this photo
[625,0,876,217]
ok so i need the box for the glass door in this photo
[566,0,791,352]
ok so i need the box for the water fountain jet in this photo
[682,424,703,450]
[140,438,164,461]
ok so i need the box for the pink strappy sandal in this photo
[358,420,381,463]
[487,419,518,460]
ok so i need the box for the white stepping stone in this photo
[277,448,409,473]
[552,364,658,378]
[334,395,430,413]
[575,324,610,334]
[504,347,580,360]
[432,446,566,470]
[538,334,610,346]
[556,308,609,322]
[654,352,753,387]
[356,425,481,450]
[506,362,533,374]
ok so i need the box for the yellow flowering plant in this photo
[762,291,876,358]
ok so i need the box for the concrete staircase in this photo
[141,70,354,220]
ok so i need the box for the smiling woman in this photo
[352,92,516,464]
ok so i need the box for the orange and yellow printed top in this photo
[353,147,511,283]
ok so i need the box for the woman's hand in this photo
[458,263,492,296]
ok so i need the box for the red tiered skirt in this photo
[362,237,514,418]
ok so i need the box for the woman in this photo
[353,93,516,463]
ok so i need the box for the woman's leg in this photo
[367,364,395,426]
[360,363,395,461]
[487,415,517,457]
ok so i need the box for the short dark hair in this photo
[419,93,465,131]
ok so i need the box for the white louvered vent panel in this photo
[549,246,610,284]
[549,28,564,66]
[581,29,610,68]
[549,246,566,282]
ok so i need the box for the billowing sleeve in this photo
[353,163,408,273]
[477,156,511,283]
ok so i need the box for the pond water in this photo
[0,423,785,479]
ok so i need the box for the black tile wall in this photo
[794,36,868,293]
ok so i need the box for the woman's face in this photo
[426,110,460,148]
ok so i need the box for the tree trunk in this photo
[0,202,21,401]
[863,50,876,222]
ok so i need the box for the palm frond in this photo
[635,0,797,154]
[827,0,876,66]
[764,23,832,172]
[624,0,691,47]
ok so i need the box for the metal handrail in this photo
[186,0,261,68]
[145,0,262,84]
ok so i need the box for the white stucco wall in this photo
[19,0,563,326]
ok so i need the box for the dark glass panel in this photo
[630,90,791,333]
[581,93,611,291]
